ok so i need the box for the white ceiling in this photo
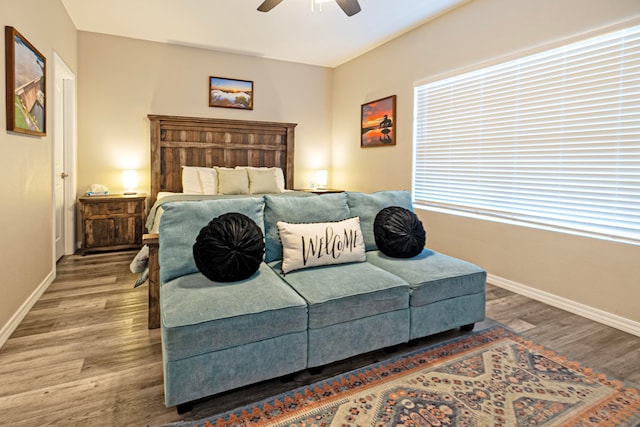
[61,0,467,67]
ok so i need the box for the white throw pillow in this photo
[248,168,280,194]
[197,168,218,195]
[181,166,202,194]
[236,166,286,192]
[277,217,366,274]
[181,166,217,194]
[216,167,249,195]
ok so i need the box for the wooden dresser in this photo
[79,194,147,255]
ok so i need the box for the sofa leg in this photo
[177,401,193,414]
[384,345,399,354]
[280,373,296,383]
[308,366,323,375]
[460,323,475,332]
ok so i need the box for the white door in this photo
[53,53,76,261]
[54,75,65,259]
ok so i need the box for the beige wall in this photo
[332,0,640,323]
[0,0,77,335]
[77,32,334,197]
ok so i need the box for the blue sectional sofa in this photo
[157,191,486,410]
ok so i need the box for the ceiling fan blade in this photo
[335,0,361,16]
[257,0,284,12]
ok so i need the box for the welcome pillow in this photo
[277,217,366,274]
[264,193,351,263]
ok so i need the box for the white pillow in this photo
[277,217,366,274]
[216,167,249,195]
[181,166,203,193]
[236,166,286,192]
[248,168,280,194]
[181,166,217,194]
[197,168,218,194]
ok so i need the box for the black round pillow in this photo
[193,212,265,282]
[374,206,426,258]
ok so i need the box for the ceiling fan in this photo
[257,0,362,17]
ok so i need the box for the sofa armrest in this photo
[143,233,160,329]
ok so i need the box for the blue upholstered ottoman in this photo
[158,197,309,407]
[263,192,411,367]
[269,260,410,367]
[160,265,308,406]
[366,249,486,339]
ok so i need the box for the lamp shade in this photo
[315,170,328,189]
[122,170,138,194]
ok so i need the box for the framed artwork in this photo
[5,26,46,136]
[361,95,396,147]
[209,76,254,110]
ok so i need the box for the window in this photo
[413,25,640,244]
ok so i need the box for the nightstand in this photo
[79,194,147,255]
[298,188,344,194]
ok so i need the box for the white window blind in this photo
[413,25,640,243]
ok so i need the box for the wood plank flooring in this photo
[0,251,638,426]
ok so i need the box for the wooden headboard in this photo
[148,114,297,204]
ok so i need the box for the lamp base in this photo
[123,191,138,195]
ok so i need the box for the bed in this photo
[141,114,300,328]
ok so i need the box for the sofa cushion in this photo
[264,193,351,262]
[366,249,486,306]
[159,197,264,284]
[374,206,426,258]
[193,212,265,282]
[346,191,413,251]
[278,217,366,273]
[268,260,409,329]
[161,264,308,361]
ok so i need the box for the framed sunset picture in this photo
[361,95,395,147]
[209,76,253,110]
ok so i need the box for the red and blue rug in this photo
[161,326,640,426]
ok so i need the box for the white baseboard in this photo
[0,269,56,349]
[488,274,640,338]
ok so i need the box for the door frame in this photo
[52,52,77,261]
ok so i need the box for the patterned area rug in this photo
[161,326,640,427]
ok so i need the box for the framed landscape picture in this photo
[361,95,396,147]
[209,76,254,110]
[5,26,46,136]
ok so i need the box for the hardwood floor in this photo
[0,251,638,426]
